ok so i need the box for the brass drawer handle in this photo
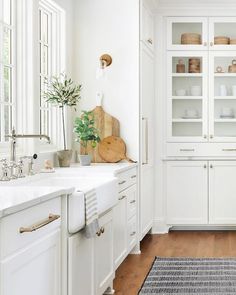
[222,149,236,152]
[119,195,126,201]
[118,180,126,185]
[179,149,195,152]
[19,214,60,234]
[130,200,136,204]
[131,175,137,179]
[147,38,153,44]
[130,231,136,237]
[100,227,105,234]
[96,227,105,236]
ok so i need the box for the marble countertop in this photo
[0,162,136,219]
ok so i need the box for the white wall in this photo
[73,0,140,160]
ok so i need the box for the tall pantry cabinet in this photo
[140,0,155,239]
[165,16,236,228]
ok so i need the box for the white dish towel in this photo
[83,189,100,238]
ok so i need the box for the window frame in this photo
[0,0,17,152]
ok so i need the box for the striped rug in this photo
[138,257,236,294]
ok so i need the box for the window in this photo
[0,0,15,142]
[39,0,65,147]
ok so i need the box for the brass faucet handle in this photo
[0,159,10,181]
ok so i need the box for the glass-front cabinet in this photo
[167,52,208,142]
[166,16,236,143]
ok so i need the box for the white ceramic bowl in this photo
[176,89,186,96]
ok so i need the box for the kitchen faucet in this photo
[5,128,51,162]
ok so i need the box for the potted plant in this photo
[44,73,82,167]
[74,111,100,166]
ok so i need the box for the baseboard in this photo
[171,225,236,231]
[151,218,170,234]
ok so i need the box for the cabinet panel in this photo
[68,232,94,295]
[141,3,154,51]
[167,17,208,50]
[209,161,236,224]
[113,194,127,269]
[95,211,114,295]
[1,230,61,295]
[166,161,208,224]
[209,17,236,51]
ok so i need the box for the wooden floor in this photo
[113,231,236,295]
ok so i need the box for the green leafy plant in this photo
[74,111,100,155]
[44,73,82,150]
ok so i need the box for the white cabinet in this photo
[166,16,236,148]
[68,233,94,295]
[167,17,208,50]
[113,193,127,269]
[68,210,114,295]
[0,198,62,295]
[94,211,114,295]
[140,40,155,239]
[141,2,154,51]
[1,230,61,295]
[166,161,208,225]
[209,161,236,224]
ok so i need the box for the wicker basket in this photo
[181,33,201,45]
[189,58,201,73]
[214,36,230,45]
[230,39,236,45]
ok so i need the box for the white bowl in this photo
[176,89,186,96]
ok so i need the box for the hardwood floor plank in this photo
[113,231,236,295]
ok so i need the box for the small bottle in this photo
[176,59,185,73]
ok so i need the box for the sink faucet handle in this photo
[0,159,10,181]
[16,159,25,178]
[9,161,18,179]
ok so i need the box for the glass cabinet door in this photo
[167,17,208,50]
[209,52,236,142]
[209,17,236,50]
[167,52,208,142]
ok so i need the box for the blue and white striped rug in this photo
[138,257,236,294]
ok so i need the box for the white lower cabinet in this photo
[68,210,114,295]
[209,161,236,225]
[113,193,127,269]
[167,160,236,226]
[0,198,62,295]
[1,230,61,295]
[166,161,208,225]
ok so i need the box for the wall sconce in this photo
[96,54,112,79]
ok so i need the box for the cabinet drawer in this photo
[0,197,61,258]
[210,144,236,157]
[117,168,137,192]
[167,143,205,157]
[126,185,137,220]
[127,215,137,251]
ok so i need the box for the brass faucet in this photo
[5,128,51,162]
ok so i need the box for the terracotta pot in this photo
[57,150,73,167]
[79,154,91,166]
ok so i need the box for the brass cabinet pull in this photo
[118,195,126,201]
[204,164,207,169]
[210,135,214,139]
[118,180,126,185]
[203,134,207,139]
[131,175,137,179]
[210,164,213,169]
[179,149,195,152]
[222,149,236,152]
[130,200,136,204]
[147,38,153,44]
[130,231,136,237]
[96,227,105,237]
[19,214,60,234]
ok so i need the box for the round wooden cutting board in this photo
[98,136,136,163]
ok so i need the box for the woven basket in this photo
[230,39,236,45]
[214,36,230,45]
[181,33,201,45]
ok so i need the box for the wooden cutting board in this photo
[80,106,120,162]
[98,136,136,163]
